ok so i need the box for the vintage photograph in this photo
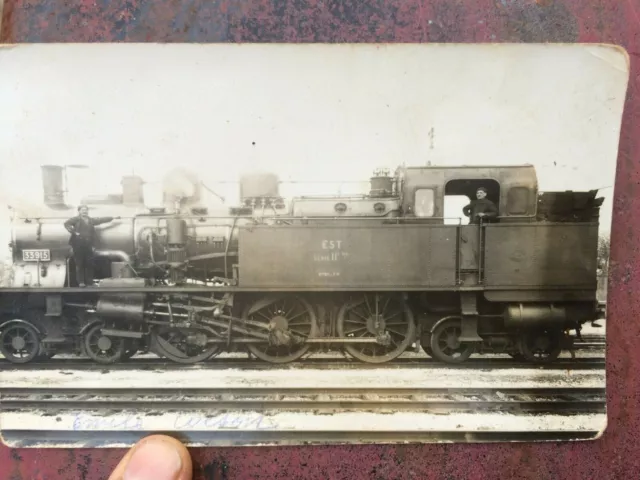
[0,43,629,447]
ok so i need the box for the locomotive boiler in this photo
[0,163,606,366]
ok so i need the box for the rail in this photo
[0,355,606,372]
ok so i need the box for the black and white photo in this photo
[0,43,629,447]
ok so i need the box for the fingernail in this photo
[123,440,183,480]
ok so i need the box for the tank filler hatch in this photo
[239,172,285,211]
[369,168,395,198]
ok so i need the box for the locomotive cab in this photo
[396,164,538,225]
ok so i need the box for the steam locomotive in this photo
[0,163,606,366]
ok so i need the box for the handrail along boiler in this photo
[0,163,606,365]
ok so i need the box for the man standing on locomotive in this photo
[64,205,119,287]
[463,187,499,224]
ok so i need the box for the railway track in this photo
[0,356,606,371]
[0,335,607,447]
[0,385,606,447]
[0,386,605,414]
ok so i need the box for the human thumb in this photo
[108,434,193,480]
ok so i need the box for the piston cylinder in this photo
[96,295,145,323]
[96,278,146,323]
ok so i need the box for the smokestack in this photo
[41,165,67,207]
[121,175,145,205]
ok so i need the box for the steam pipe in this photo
[93,250,131,263]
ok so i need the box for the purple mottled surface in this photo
[1,0,639,478]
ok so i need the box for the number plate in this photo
[22,249,51,262]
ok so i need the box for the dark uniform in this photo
[463,197,498,224]
[64,212,115,286]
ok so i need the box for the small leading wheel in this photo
[83,323,125,364]
[517,329,563,364]
[243,295,318,364]
[336,293,416,364]
[429,316,475,364]
[0,323,41,364]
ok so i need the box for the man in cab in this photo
[462,187,499,224]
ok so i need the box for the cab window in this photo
[414,188,435,217]
[507,187,530,215]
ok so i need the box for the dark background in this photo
[0,0,637,478]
